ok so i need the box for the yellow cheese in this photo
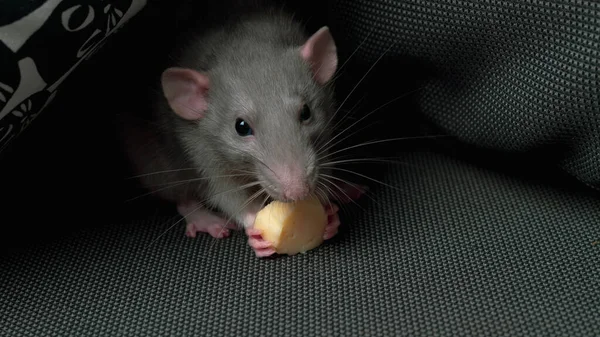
[254,196,327,255]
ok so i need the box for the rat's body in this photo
[123,2,362,256]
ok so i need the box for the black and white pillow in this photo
[0,0,146,153]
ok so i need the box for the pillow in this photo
[0,0,146,153]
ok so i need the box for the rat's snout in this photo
[270,163,311,201]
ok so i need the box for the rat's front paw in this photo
[177,202,236,239]
[186,221,237,239]
[324,203,341,240]
[245,228,276,257]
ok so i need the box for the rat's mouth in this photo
[257,169,316,203]
[261,183,303,204]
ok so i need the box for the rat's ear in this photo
[161,67,210,120]
[300,26,338,85]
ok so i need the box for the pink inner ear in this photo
[161,67,210,120]
[300,26,338,85]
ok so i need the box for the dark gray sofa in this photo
[1,1,598,336]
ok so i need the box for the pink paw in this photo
[245,228,276,258]
[185,221,236,239]
[177,202,237,239]
[324,203,341,240]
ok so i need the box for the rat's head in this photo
[161,26,338,202]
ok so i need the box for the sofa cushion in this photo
[1,149,598,336]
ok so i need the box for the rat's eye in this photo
[235,118,253,136]
[299,104,311,123]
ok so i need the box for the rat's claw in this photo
[323,228,338,240]
[325,203,339,216]
[248,237,272,249]
[254,248,276,257]
[245,227,276,257]
[245,228,263,237]
[324,203,341,240]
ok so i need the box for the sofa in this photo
[1,1,598,336]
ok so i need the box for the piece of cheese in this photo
[254,196,327,255]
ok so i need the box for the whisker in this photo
[307,28,375,96]
[321,156,451,173]
[228,147,280,180]
[320,157,408,167]
[146,173,254,187]
[310,95,368,164]
[315,183,332,206]
[317,181,348,215]
[327,94,369,133]
[305,28,373,95]
[313,185,326,204]
[320,180,354,216]
[317,118,381,158]
[208,186,267,251]
[260,193,271,209]
[126,168,199,179]
[329,29,374,83]
[319,135,450,162]
[143,181,263,249]
[314,41,397,147]
[320,173,378,205]
[318,180,340,203]
[320,175,365,212]
[316,85,428,157]
[125,172,257,202]
[125,167,255,180]
[324,167,400,192]
[225,187,266,230]
[144,201,206,251]
[124,181,188,203]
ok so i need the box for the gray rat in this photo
[122,3,364,257]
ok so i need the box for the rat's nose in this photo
[283,182,310,201]
[272,164,311,201]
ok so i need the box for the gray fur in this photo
[124,5,337,228]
